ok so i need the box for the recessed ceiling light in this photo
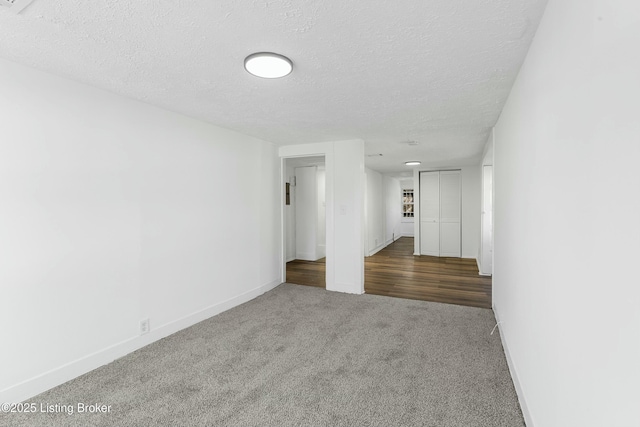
[405,161,421,166]
[244,52,293,79]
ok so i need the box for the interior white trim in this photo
[327,282,364,295]
[280,140,365,295]
[367,244,385,257]
[476,258,491,276]
[386,233,404,246]
[493,303,534,427]
[294,251,318,261]
[280,147,332,289]
[0,279,281,404]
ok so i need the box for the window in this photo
[402,189,414,217]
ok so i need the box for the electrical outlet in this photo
[140,318,150,335]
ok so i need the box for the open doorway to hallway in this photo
[284,156,326,288]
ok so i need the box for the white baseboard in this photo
[0,279,281,404]
[476,257,492,276]
[295,251,317,261]
[386,234,407,246]
[493,303,534,427]
[401,232,414,237]
[368,243,385,257]
[317,244,326,259]
[327,282,365,295]
[286,256,295,263]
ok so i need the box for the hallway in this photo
[286,237,492,309]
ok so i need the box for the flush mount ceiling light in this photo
[405,161,421,166]
[244,52,293,79]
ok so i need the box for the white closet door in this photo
[439,170,461,257]
[420,171,440,256]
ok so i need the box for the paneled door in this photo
[419,171,440,256]
[439,171,461,257]
[420,170,461,257]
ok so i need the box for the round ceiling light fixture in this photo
[405,161,421,166]
[244,52,293,79]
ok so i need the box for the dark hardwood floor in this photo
[285,258,327,289]
[286,237,492,309]
[364,237,492,308]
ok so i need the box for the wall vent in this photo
[0,0,35,14]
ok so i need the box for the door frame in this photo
[279,140,365,295]
[281,154,328,289]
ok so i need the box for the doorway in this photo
[283,156,327,288]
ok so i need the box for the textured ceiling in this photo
[0,0,547,173]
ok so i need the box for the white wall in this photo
[365,168,384,255]
[317,167,326,258]
[413,165,481,259]
[0,58,281,403]
[492,1,640,426]
[280,140,365,295]
[384,176,403,244]
[399,178,415,237]
[478,135,495,275]
[294,166,319,261]
[481,133,494,167]
[285,162,296,262]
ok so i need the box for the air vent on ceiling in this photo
[0,0,35,14]
[367,153,383,157]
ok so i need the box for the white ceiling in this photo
[0,0,547,174]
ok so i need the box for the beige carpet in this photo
[1,283,523,427]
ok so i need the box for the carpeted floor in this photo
[1,284,524,427]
